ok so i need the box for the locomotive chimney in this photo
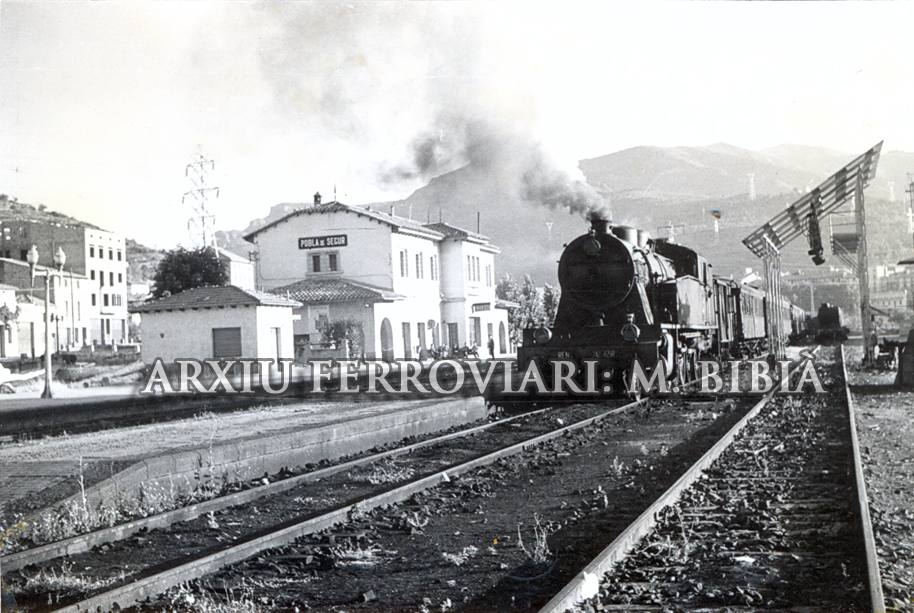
[589,211,611,235]
[314,192,322,206]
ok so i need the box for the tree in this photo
[152,247,229,299]
[496,273,545,348]
[0,304,19,358]
[322,317,365,358]
[542,282,561,327]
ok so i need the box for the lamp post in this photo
[28,245,66,399]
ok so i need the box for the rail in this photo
[47,398,646,612]
[840,344,886,613]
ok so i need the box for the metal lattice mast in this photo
[907,174,914,251]
[855,175,875,364]
[763,236,784,359]
[184,147,219,249]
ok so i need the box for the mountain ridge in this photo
[216,142,914,285]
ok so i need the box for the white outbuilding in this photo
[130,285,300,364]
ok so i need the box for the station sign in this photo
[471,303,491,312]
[298,234,348,249]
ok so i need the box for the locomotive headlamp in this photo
[583,238,601,257]
[533,326,552,345]
[621,313,640,342]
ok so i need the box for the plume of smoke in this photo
[381,114,610,221]
[520,149,608,220]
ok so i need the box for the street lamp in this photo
[28,245,66,399]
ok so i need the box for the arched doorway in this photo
[380,318,395,362]
[498,321,507,354]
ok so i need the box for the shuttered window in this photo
[212,327,242,358]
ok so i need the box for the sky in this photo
[2,1,913,249]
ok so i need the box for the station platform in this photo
[0,395,487,518]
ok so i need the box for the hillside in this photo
[0,194,103,229]
[224,143,914,288]
[125,239,165,286]
[578,143,814,201]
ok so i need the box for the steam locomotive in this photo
[518,215,807,393]
[807,303,849,343]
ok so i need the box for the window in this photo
[20,249,27,261]
[415,252,423,279]
[307,305,330,334]
[118,273,122,283]
[402,322,412,359]
[400,250,408,277]
[91,294,96,306]
[466,255,480,282]
[90,270,95,281]
[328,253,338,272]
[117,250,122,261]
[485,264,492,287]
[110,272,114,286]
[312,254,321,273]
[106,319,111,334]
[90,246,95,258]
[109,249,113,260]
[430,255,437,281]
[212,327,242,358]
[103,294,109,307]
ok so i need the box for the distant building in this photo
[871,289,910,312]
[0,213,128,346]
[243,194,511,360]
[129,285,300,363]
[216,247,255,290]
[0,259,91,356]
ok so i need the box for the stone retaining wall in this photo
[52,396,487,515]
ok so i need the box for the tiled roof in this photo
[242,201,445,242]
[422,222,489,242]
[269,277,405,304]
[129,285,301,313]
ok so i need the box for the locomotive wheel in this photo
[674,353,687,388]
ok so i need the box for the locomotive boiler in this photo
[519,215,718,392]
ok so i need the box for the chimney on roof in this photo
[314,192,322,206]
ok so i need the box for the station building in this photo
[243,194,511,361]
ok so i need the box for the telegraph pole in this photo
[907,174,914,252]
[856,175,875,365]
[184,146,219,249]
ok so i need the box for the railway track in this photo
[5,398,651,612]
[541,345,884,613]
[6,355,860,613]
